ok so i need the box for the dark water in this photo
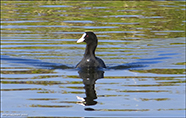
[1,1,185,117]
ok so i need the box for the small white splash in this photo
[87,59,90,62]
[76,96,85,106]
[76,96,85,101]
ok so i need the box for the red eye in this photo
[86,35,89,37]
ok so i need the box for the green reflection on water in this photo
[131,68,185,74]
[1,1,185,39]
[1,69,56,74]
[30,104,72,108]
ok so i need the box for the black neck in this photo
[84,44,97,57]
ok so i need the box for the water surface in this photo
[1,1,185,117]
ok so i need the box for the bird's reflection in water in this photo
[77,68,104,106]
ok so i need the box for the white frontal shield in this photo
[77,33,86,43]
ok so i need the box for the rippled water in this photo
[1,1,185,117]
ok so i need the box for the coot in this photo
[76,32,106,68]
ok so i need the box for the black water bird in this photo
[76,32,106,68]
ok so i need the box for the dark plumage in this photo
[76,32,106,68]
